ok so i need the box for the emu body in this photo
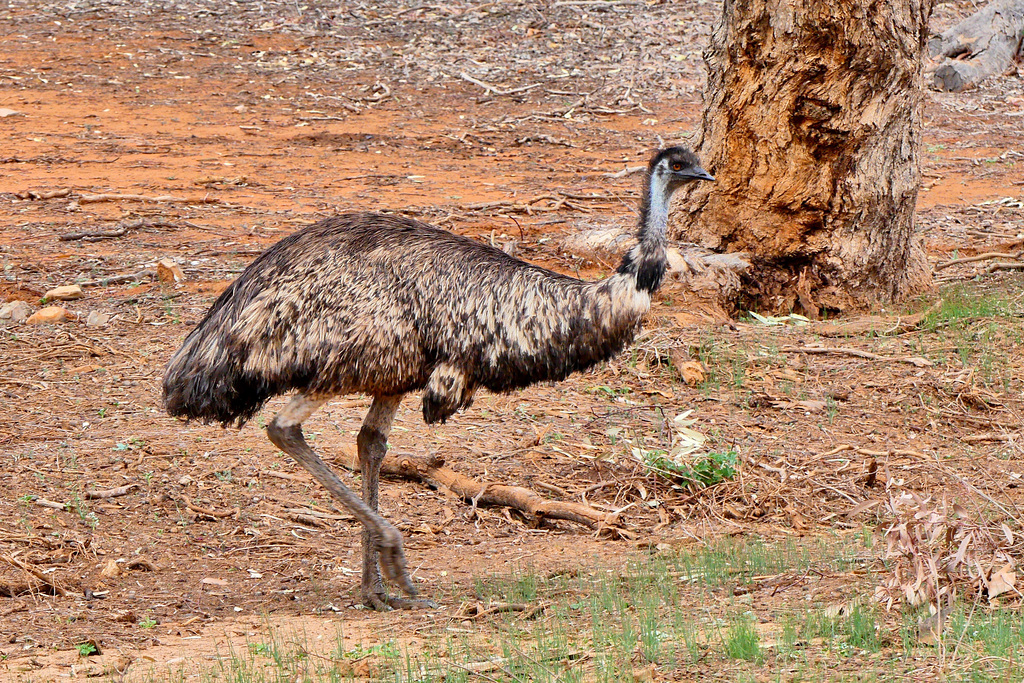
[163,147,713,609]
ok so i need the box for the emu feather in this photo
[162,146,713,610]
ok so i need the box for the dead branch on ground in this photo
[15,188,70,200]
[985,261,1024,274]
[335,448,620,532]
[929,0,1024,91]
[935,250,1024,270]
[77,269,156,287]
[78,193,224,205]
[781,346,933,366]
[85,484,138,500]
[0,554,69,596]
[59,218,191,242]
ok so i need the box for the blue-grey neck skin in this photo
[640,165,673,242]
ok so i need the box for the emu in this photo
[162,147,713,609]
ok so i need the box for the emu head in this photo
[648,146,715,194]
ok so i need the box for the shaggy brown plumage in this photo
[162,146,713,609]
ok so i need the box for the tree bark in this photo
[929,0,1024,92]
[672,0,935,316]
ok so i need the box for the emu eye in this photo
[670,162,683,172]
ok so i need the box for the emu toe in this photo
[361,543,436,611]
[362,589,437,611]
[360,524,427,611]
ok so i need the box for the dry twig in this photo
[85,484,138,500]
[78,193,223,205]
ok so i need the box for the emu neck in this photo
[638,170,672,243]
[616,170,672,293]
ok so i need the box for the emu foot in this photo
[361,524,433,610]
[374,525,418,598]
[362,589,437,611]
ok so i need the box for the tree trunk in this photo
[672,0,935,317]
[929,0,1024,92]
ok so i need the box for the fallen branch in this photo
[781,346,933,366]
[78,193,223,205]
[178,497,240,519]
[984,261,1024,274]
[929,0,1024,92]
[934,251,1024,270]
[336,449,616,531]
[603,165,645,178]
[34,498,68,511]
[77,269,155,287]
[0,554,69,596]
[457,72,543,97]
[962,432,1020,443]
[15,188,70,200]
[811,302,941,337]
[85,484,138,500]
[59,218,188,242]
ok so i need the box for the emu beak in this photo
[691,166,715,182]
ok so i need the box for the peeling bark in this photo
[672,0,935,315]
[929,0,1024,91]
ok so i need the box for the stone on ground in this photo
[26,305,70,324]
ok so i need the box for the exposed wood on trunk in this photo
[673,0,935,314]
[929,0,1024,92]
[334,448,618,531]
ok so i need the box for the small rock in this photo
[26,305,69,324]
[86,311,111,327]
[157,258,185,283]
[0,300,33,322]
[100,559,122,579]
[44,284,84,301]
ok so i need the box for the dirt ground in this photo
[1,1,1023,681]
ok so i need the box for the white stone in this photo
[86,311,111,327]
[0,300,33,322]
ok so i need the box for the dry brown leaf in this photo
[845,499,880,517]
[988,563,1016,599]
[785,505,810,532]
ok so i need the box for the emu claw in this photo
[362,591,437,611]
[375,525,419,599]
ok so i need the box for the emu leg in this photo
[267,393,419,608]
[357,395,433,610]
